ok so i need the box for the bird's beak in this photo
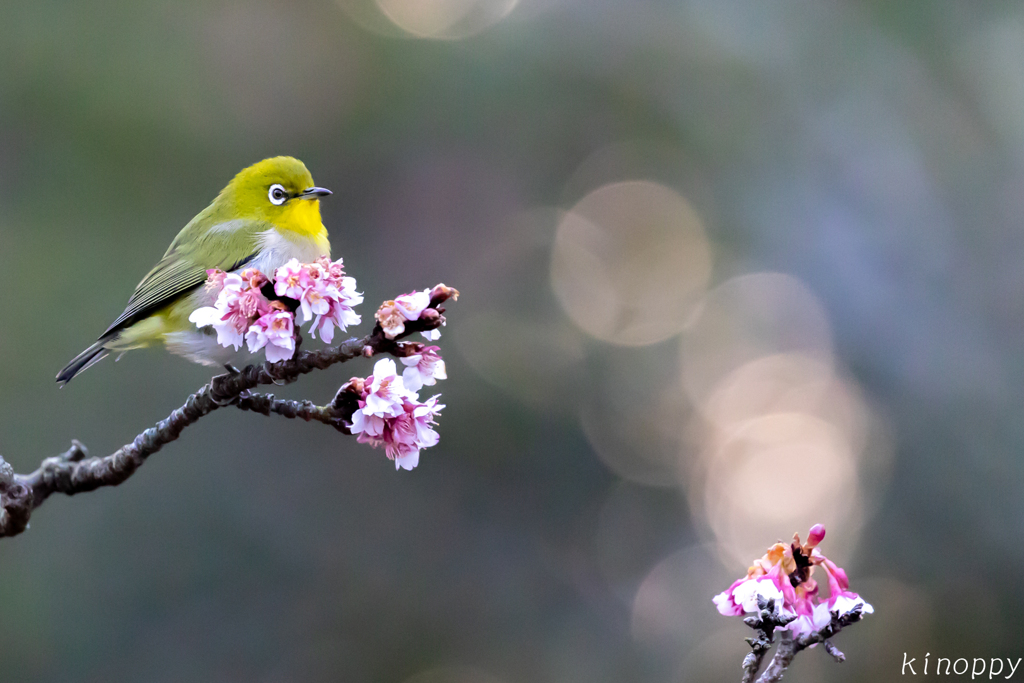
[298,187,332,199]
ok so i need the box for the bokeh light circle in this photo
[375,0,519,39]
[701,412,862,566]
[552,181,713,346]
[630,545,728,656]
[681,272,835,412]
[452,209,588,413]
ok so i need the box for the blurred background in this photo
[0,0,1021,681]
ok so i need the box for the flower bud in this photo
[430,283,460,304]
[393,342,425,357]
[340,377,366,396]
[205,269,228,291]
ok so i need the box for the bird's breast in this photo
[248,227,330,277]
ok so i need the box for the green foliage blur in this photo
[2,1,1022,681]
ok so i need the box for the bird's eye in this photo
[268,184,288,205]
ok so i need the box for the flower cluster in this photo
[376,286,457,341]
[191,265,454,471]
[274,257,362,343]
[189,257,362,362]
[713,525,873,638]
[346,357,446,471]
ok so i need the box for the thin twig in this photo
[822,639,846,663]
[234,391,350,433]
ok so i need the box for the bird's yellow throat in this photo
[276,197,328,243]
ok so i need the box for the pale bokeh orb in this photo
[452,209,588,413]
[376,0,519,39]
[700,412,863,567]
[681,272,835,411]
[552,181,713,347]
[630,545,728,656]
[334,0,518,39]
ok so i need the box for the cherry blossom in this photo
[273,258,310,300]
[712,525,871,638]
[192,257,364,361]
[189,272,269,350]
[361,358,409,418]
[346,358,445,471]
[191,265,452,470]
[375,289,433,339]
[274,257,363,341]
[245,305,295,363]
[400,346,446,392]
[394,290,430,320]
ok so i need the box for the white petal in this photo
[402,367,424,393]
[433,360,447,380]
[734,579,783,613]
[349,411,367,435]
[318,320,335,344]
[264,342,294,363]
[189,307,221,327]
[373,358,398,379]
[415,423,439,448]
[395,448,420,470]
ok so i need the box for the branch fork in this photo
[743,601,867,683]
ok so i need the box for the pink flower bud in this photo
[430,283,460,304]
[807,524,826,547]
[342,377,366,395]
[205,269,228,291]
[239,268,268,290]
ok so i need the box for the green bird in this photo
[57,156,332,385]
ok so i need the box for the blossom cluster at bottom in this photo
[346,356,446,471]
[713,524,873,639]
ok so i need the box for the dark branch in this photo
[753,606,865,683]
[234,391,351,433]
[740,595,796,683]
[0,287,456,539]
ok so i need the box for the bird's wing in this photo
[100,220,264,338]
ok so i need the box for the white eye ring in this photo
[268,184,288,205]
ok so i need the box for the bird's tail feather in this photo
[56,341,110,386]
